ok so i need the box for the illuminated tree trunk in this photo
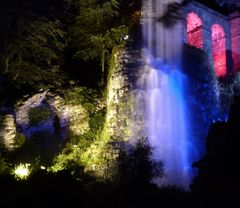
[4,57,9,73]
[101,44,105,83]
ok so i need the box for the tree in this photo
[0,0,66,91]
[191,97,240,197]
[69,0,128,79]
[117,138,163,188]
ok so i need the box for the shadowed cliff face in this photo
[191,96,240,197]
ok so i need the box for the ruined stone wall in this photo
[0,91,89,151]
[105,46,146,142]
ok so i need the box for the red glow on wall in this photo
[231,16,240,73]
[187,12,203,49]
[212,24,227,77]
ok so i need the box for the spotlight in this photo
[123,35,129,40]
[13,163,31,180]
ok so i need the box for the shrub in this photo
[0,154,10,175]
[117,137,164,188]
[15,132,26,147]
[28,106,52,125]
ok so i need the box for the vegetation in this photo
[0,1,239,207]
[28,106,52,125]
[14,132,26,147]
[0,0,136,100]
[0,154,10,175]
[50,86,107,174]
[69,0,128,77]
[117,138,164,188]
[0,0,66,92]
[0,0,136,172]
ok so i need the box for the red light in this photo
[212,24,227,77]
[231,16,240,72]
[187,12,203,49]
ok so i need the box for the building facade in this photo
[184,1,240,78]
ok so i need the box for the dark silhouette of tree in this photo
[191,96,240,204]
[0,0,67,92]
[116,138,163,190]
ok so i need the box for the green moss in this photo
[28,106,52,125]
[107,45,124,86]
[0,154,10,175]
[50,46,126,178]
[15,132,26,147]
[63,87,99,113]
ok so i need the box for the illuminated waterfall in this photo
[139,0,196,189]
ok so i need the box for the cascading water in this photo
[139,0,196,189]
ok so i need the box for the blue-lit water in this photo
[139,0,197,189]
[138,63,196,189]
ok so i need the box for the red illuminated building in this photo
[185,1,240,78]
[187,12,203,49]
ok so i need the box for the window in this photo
[212,24,227,77]
[187,12,203,49]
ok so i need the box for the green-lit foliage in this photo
[15,132,26,147]
[62,87,100,113]
[69,0,128,74]
[107,45,123,85]
[51,86,107,173]
[28,106,52,125]
[0,154,10,175]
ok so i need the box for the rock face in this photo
[0,114,17,150]
[106,46,146,142]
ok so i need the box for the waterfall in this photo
[138,0,196,189]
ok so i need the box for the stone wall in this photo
[184,1,232,72]
[0,114,17,150]
[0,91,89,151]
[47,93,89,137]
[106,46,146,142]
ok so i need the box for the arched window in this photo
[212,24,227,77]
[187,12,203,49]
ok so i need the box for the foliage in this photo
[89,108,106,132]
[15,132,26,147]
[50,110,107,174]
[28,106,52,125]
[0,0,66,91]
[51,86,107,173]
[107,45,124,85]
[117,138,164,187]
[62,86,102,114]
[191,97,240,197]
[0,154,11,175]
[69,0,128,75]
[218,72,240,117]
